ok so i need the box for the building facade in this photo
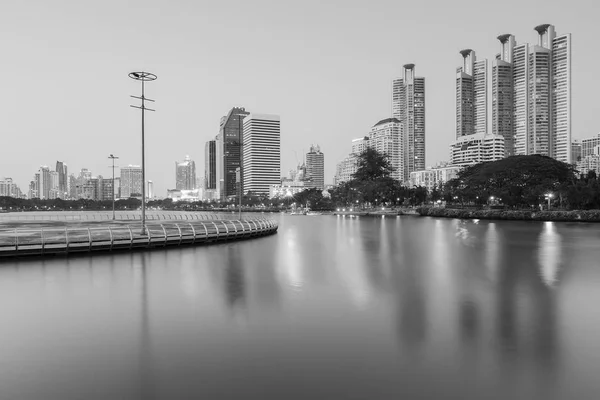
[305,145,325,190]
[216,107,250,200]
[581,134,600,158]
[450,134,505,166]
[512,24,572,163]
[392,64,425,181]
[55,161,68,199]
[492,34,516,156]
[175,155,196,190]
[0,178,21,198]
[456,50,488,139]
[368,118,403,181]
[410,165,462,192]
[120,165,142,198]
[205,140,216,190]
[242,113,281,195]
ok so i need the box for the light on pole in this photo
[108,154,119,220]
[546,193,554,210]
[129,71,157,235]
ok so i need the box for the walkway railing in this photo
[0,211,269,222]
[0,219,278,258]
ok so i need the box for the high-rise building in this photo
[492,34,516,155]
[216,107,250,200]
[49,171,59,199]
[55,161,68,198]
[456,50,488,139]
[242,113,281,195]
[0,178,21,198]
[120,165,142,198]
[513,24,571,162]
[33,166,51,199]
[205,140,216,190]
[305,145,325,190]
[175,155,196,190]
[392,64,425,181]
[368,118,403,182]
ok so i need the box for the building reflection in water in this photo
[335,217,371,308]
[277,226,304,292]
[224,246,246,309]
[538,222,562,288]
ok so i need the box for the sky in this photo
[1,0,598,197]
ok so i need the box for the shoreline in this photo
[416,207,600,222]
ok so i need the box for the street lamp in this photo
[108,154,119,220]
[129,71,157,235]
[545,193,554,210]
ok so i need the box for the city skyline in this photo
[1,1,598,196]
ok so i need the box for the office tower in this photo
[492,34,516,155]
[552,31,572,162]
[120,165,142,198]
[147,180,153,199]
[34,166,51,199]
[305,145,325,190]
[368,118,403,181]
[242,113,281,195]
[175,155,196,190]
[513,24,571,162]
[68,174,77,199]
[49,171,59,199]
[205,140,216,190]
[55,161,67,198]
[215,107,250,200]
[392,64,425,181]
[456,50,488,139]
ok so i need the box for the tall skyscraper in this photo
[205,140,216,190]
[492,34,516,155]
[305,145,325,190]
[456,50,488,139]
[215,107,250,200]
[242,113,281,195]
[55,161,67,198]
[120,165,142,198]
[392,64,425,181]
[513,24,571,162]
[175,155,196,190]
[368,118,403,182]
[34,166,51,199]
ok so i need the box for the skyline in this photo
[1,0,598,196]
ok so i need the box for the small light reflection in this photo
[485,223,500,282]
[538,222,561,287]
[278,228,304,292]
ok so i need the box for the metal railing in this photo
[0,219,278,257]
[0,211,270,222]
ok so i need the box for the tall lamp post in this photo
[545,193,554,210]
[129,71,157,235]
[108,154,119,220]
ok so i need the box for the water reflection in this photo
[538,222,562,287]
[224,246,245,309]
[2,216,598,399]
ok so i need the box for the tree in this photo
[352,148,394,181]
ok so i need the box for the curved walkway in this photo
[0,218,278,258]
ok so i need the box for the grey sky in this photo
[1,0,597,196]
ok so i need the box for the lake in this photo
[1,214,600,399]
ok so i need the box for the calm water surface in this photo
[1,215,600,399]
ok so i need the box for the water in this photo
[1,215,600,399]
